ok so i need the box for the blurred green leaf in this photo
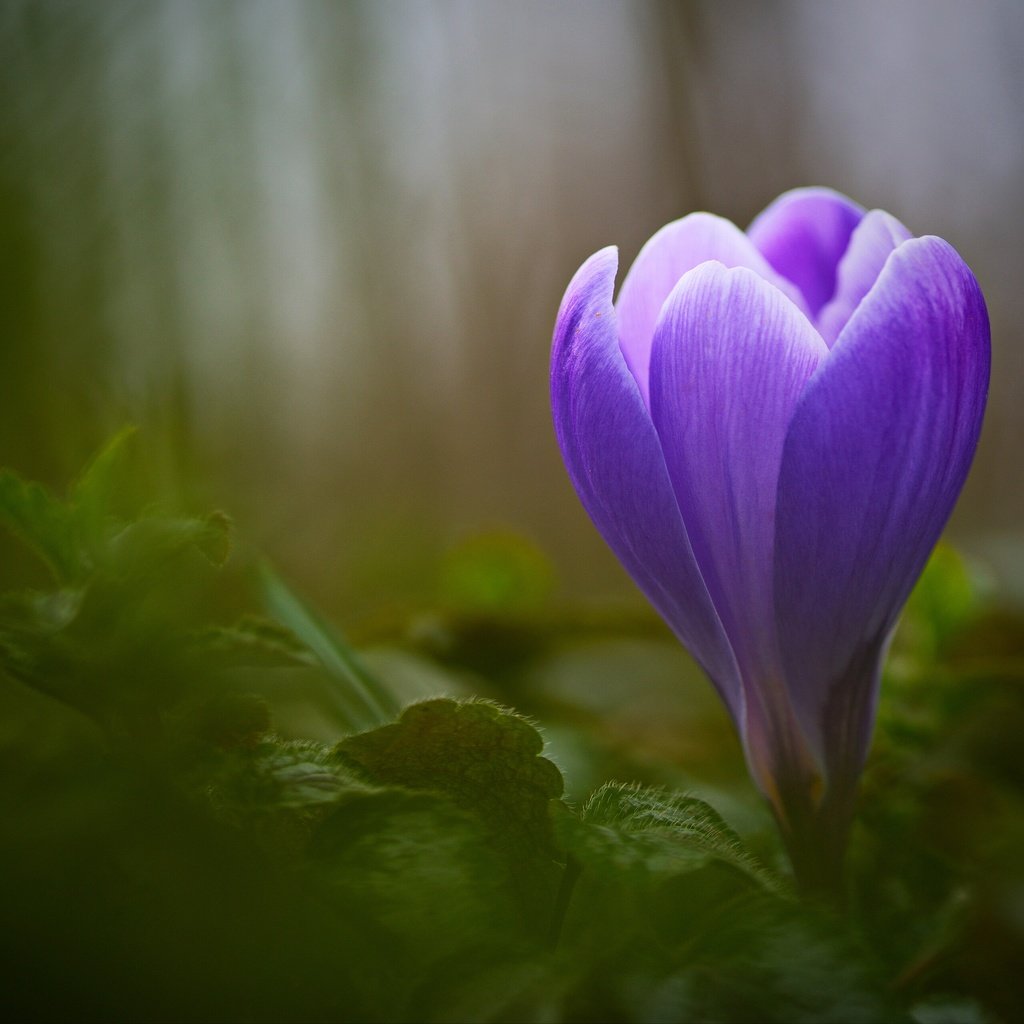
[439,530,554,613]
[173,691,272,751]
[68,425,137,551]
[899,544,979,662]
[337,697,565,929]
[0,469,83,582]
[910,995,994,1024]
[259,561,399,731]
[0,439,240,722]
[104,512,233,578]
[0,429,229,590]
[192,616,316,671]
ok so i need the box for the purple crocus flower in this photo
[551,188,989,892]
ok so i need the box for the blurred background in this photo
[1,0,1022,620]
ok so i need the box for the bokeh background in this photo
[4,9,1024,1018]
[2,0,1022,619]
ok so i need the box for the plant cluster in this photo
[1,435,1021,1022]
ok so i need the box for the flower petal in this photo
[648,262,827,687]
[774,237,990,778]
[616,213,806,408]
[747,187,865,318]
[816,210,913,346]
[551,247,742,713]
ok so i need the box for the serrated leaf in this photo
[562,781,782,894]
[0,588,84,689]
[259,562,398,730]
[1,431,141,584]
[191,616,316,670]
[195,510,233,566]
[311,787,528,1019]
[103,514,231,578]
[261,747,355,807]
[0,507,232,717]
[69,426,137,550]
[207,739,370,840]
[336,697,566,927]
[656,895,897,1024]
[0,470,83,582]
[551,783,890,1023]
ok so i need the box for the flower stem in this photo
[775,787,855,907]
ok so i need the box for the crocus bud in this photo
[550,188,990,895]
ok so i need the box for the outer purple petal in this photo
[616,213,806,408]
[774,237,990,781]
[648,263,827,691]
[747,187,865,318]
[817,210,913,346]
[551,247,742,714]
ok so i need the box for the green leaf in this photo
[311,787,529,1019]
[671,897,899,1024]
[203,738,371,858]
[561,781,781,893]
[0,429,140,583]
[259,561,398,730]
[191,616,316,670]
[439,530,554,613]
[544,784,901,1023]
[336,697,566,928]
[171,691,272,751]
[910,995,995,1024]
[0,470,82,582]
[1,429,227,588]
[194,510,233,566]
[899,544,978,662]
[69,425,137,551]
[0,507,234,718]
[0,588,84,690]
[103,513,232,579]
[255,740,362,808]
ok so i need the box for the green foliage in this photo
[439,530,555,613]
[0,425,138,583]
[563,781,782,893]
[338,698,565,928]
[0,432,232,723]
[192,616,318,671]
[534,784,897,1023]
[897,543,980,664]
[0,469,87,582]
[0,437,1022,1022]
[260,561,399,730]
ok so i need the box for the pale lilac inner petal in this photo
[615,213,806,408]
[747,187,865,318]
[816,210,913,346]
